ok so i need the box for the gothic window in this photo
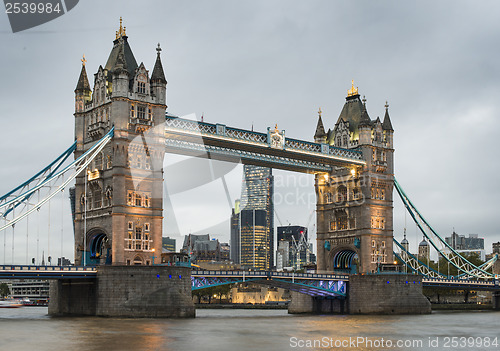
[135,193,142,207]
[336,137,341,146]
[335,211,348,230]
[342,135,348,147]
[106,155,112,169]
[135,154,143,169]
[371,216,385,229]
[126,231,133,250]
[145,157,152,170]
[93,187,102,208]
[135,242,142,250]
[148,107,153,120]
[128,221,134,230]
[137,106,146,119]
[127,191,134,206]
[371,249,377,263]
[326,193,333,203]
[337,185,347,203]
[94,153,103,171]
[130,104,135,118]
[87,192,93,210]
[135,227,142,240]
[144,194,150,207]
[137,82,146,94]
[372,240,376,248]
[144,223,150,232]
[330,221,336,231]
[352,187,361,200]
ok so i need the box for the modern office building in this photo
[230,199,241,264]
[239,165,274,270]
[162,236,176,252]
[239,209,269,270]
[445,232,484,250]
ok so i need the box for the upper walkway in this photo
[164,116,365,173]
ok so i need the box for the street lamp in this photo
[151,248,156,266]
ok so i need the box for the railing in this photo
[0,265,96,272]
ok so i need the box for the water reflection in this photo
[1,308,499,351]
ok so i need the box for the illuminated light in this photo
[169,275,172,279]
[156,274,160,279]
[179,275,182,279]
[350,169,356,177]
[387,281,390,284]
[405,281,408,284]
[393,261,398,265]
[87,170,100,181]
[324,174,329,181]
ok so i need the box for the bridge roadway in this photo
[0,266,498,293]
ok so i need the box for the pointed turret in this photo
[359,105,371,127]
[75,55,92,113]
[75,56,91,93]
[150,43,167,105]
[151,43,167,84]
[314,107,327,143]
[382,101,394,131]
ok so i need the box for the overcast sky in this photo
[0,1,499,263]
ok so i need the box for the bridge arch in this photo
[332,249,358,274]
[86,228,111,265]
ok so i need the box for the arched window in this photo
[337,185,347,203]
[342,135,348,147]
[352,187,360,200]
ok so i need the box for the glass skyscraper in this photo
[236,165,274,270]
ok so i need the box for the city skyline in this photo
[1,1,500,264]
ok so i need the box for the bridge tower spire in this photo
[72,19,167,266]
[315,83,395,274]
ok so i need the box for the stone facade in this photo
[315,85,394,274]
[73,22,167,266]
[349,274,431,314]
[49,266,195,318]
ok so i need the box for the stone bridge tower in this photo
[315,82,394,274]
[73,19,167,265]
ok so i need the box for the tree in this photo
[0,283,10,298]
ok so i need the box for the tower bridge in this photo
[1,19,498,317]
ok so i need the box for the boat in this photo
[0,299,23,308]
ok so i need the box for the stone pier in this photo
[288,291,346,314]
[49,266,195,318]
[349,274,431,314]
[288,274,431,315]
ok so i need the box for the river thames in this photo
[0,307,499,350]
